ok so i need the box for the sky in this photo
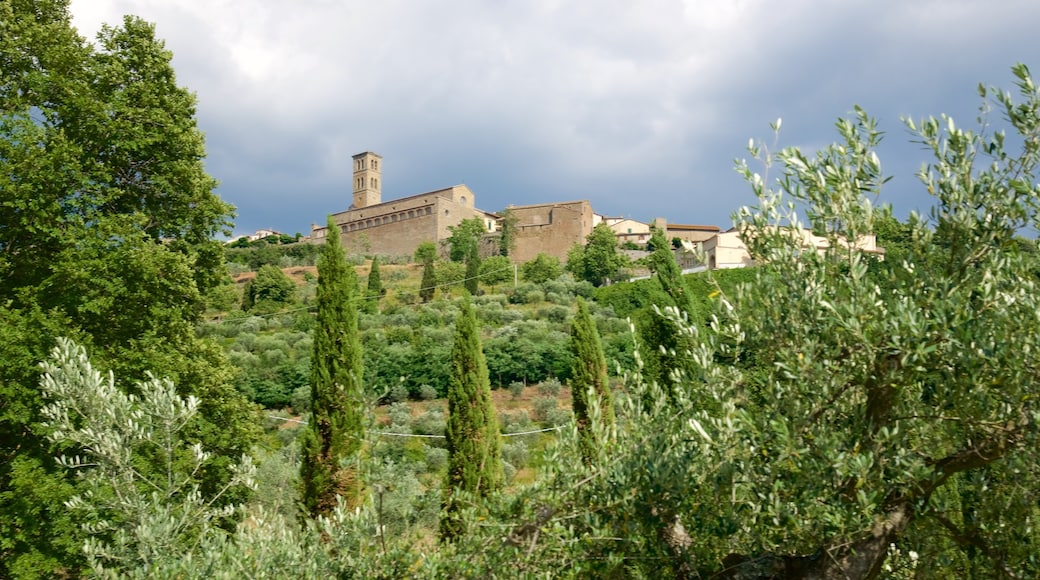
[69,0,1040,238]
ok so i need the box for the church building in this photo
[308,152,499,257]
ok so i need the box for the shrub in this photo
[290,386,311,413]
[387,383,410,403]
[413,408,446,438]
[501,440,530,470]
[532,396,558,424]
[538,378,562,398]
[424,446,448,473]
[508,381,525,399]
[418,384,439,401]
[388,402,412,427]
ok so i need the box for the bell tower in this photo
[352,151,382,208]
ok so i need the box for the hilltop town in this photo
[284,151,882,269]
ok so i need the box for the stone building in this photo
[505,200,598,263]
[308,152,498,257]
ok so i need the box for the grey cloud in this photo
[69,0,1040,234]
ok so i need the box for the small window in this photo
[373,160,378,170]
[461,196,466,204]
[392,215,398,222]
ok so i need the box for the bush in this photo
[388,402,412,427]
[290,386,311,413]
[538,378,562,398]
[544,407,572,427]
[532,396,558,424]
[521,253,562,284]
[413,408,446,438]
[501,440,530,470]
[508,381,525,400]
[387,383,410,403]
[417,384,439,401]
[424,446,448,473]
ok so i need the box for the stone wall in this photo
[309,185,489,259]
[509,200,594,264]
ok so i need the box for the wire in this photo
[209,260,517,324]
[265,414,564,438]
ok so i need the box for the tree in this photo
[521,252,563,284]
[520,65,1040,578]
[573,224,625,286]
[497,208,518,256]
[38,338,256,576]
[300,216,365,518]
[565,242,586,279]
[640,225,697,395]
[243,264,296,312]
[569,297,614,464]
[446,218,487,262]
[464,244,481,295]
[479,255,513,291]
[441,298,502,541]
[363,256,383,314]
[416,241,437,302]
[1,7,257,576]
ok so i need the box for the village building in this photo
[308,152,603,262]
[604,217,652,245]
[703,226,884,270]
[506,200,599,263]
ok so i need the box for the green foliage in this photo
[484,320,574,386]
[508,381,525,399]
[417,241,438,303]
[441,298,502,541]
[436,260,466,289]
[564,242,585,279]
[38,338,257,576]
[363,256,383,314]
[570,297,615,463]
[497,208,518,256]
[479,255,513,290]
[521,252,563,284]
[226,241,321,270]
[300,216,365,518]
[0,6,258,575]
[464,244,480,295]
[243,264,296,312]
[414,241,438,263]
[576,223,626,286]
[446,217,487,262]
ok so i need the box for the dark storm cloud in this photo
[71,0,1040,235]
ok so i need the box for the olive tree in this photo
[462,65,1040,579]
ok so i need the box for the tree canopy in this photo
[0,5,257,575]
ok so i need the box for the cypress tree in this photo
[464,243,480,295]
[570,297,615,464]
[648,227,695,316]
[642,226,696,396]
[441,298,502,541]
[363,256,383,314]
[416,242,437,302]
[300,216,365,518]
